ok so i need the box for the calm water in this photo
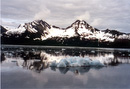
[1,45,130,89]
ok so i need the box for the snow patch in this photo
[41,26,76,40]
[6,24,26,35]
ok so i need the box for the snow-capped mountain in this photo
[1,20,130,47]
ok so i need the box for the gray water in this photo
[1,45,130,89]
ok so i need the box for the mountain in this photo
[0,26,7,35]
[1,20,130,48]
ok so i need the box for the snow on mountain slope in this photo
[3,19,130,42]
[69,20,115,42]
[41,26,76,40]
[118,34,130,39]
[5,24,26,35]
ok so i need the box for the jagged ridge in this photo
[1,19,130,48]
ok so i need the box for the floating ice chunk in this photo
[50,61,57,67]
[90,60,104,67]
[57,61,67,67]
[62,48,66,51]
[70,63,80,67]
[77,58,91,66]
[50,57,104,68]
[91,50,95,53]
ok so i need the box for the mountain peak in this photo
[31,19,50,27]
[69,20,92,31]
[2,19,130,48]
[73,19,88,25]
[33,19,47,24]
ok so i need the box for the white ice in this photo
[50,57,104,67]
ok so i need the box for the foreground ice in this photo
[50,57,104,67]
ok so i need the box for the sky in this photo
[1,0,130,33]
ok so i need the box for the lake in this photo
[1,45,130,89]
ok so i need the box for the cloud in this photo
[1,19,21,28]
[76,11,90,21]
[34,6,51,20]
[1,0,130,33]
[91,18,102,26]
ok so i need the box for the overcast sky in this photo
[1,0,130,33]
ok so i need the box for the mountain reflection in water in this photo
[1,45,130,74]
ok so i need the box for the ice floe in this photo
[50,57,104,67]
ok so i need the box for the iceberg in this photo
[50,57,104,68]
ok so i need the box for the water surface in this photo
[1,45,130,89]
